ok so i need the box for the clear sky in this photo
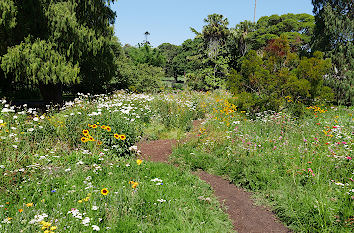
[111,0,314,47]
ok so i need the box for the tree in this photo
[311,0,353,105]
[249,13,315,52]
[0,0,119,103]
[227,37,333,114]
[227,20,256,70]
[158,43,181,82]
[124,43,165,68]
[189,14,231,89]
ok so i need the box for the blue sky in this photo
[111,0,314,47]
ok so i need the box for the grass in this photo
[1,155,233,232]
[0,91,234,232]
[1,89,352,232]
[171,96,354,232]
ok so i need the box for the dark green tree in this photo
[311,0,353,105]
[0,0,119,103]
[158,43,181,82]
[248,13,315,52]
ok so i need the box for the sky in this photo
[111,0,314,47]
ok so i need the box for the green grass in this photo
[0,91,233,232]
[1,154,233,232]
[171,101,354,232]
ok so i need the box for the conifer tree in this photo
[312,0,353,105]
[0,0,119,103]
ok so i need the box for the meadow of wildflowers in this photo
[1,90,352,232]
[0,91,233,232]
[172,92,353,232]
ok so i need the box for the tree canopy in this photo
[311,0,353,105]
[0,0,119,102]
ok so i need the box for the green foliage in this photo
[0,0,17,54]
[113,57,164,93]
[311,0,353,105]
[0,0,119,102]
[158,43,182,80]
[186,14,231,90]
[227,37,333,115]
[124,43,165,68]
[1,38,80,85]
[297,51,332,99]
[250,13,315,52]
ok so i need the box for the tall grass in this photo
[172,94,353,232]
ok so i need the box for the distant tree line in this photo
[0,0,352,108]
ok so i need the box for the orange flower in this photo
[129,181,139,188]
[132,182,139,189]
[18,208,23,213]
[120,134,126,140]
[25,203,33,207]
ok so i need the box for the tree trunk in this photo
[39,83,63,105]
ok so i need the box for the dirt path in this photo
[137,126,290,232]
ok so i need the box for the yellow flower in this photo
[78,200,83,203]
[81,137,88,143]
[120,134,126,140]
[82,129,89,136]
[50,226,57,231]
[92,124,97,129]
[101,125,106,129]
[106,126,111,132]
[101,188,109,195]
[25,203,33,207]
[132,182,139,189]
[84,197,90,202]
[97,141,102,145]
[114,134,120,139]
[88,136,95,141]
[136,159,143,165]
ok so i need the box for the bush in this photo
[111,57,164,93]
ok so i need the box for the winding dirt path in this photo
[137,124,290,232]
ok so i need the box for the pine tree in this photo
[0,0,119,103]
[312,0,353,105]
